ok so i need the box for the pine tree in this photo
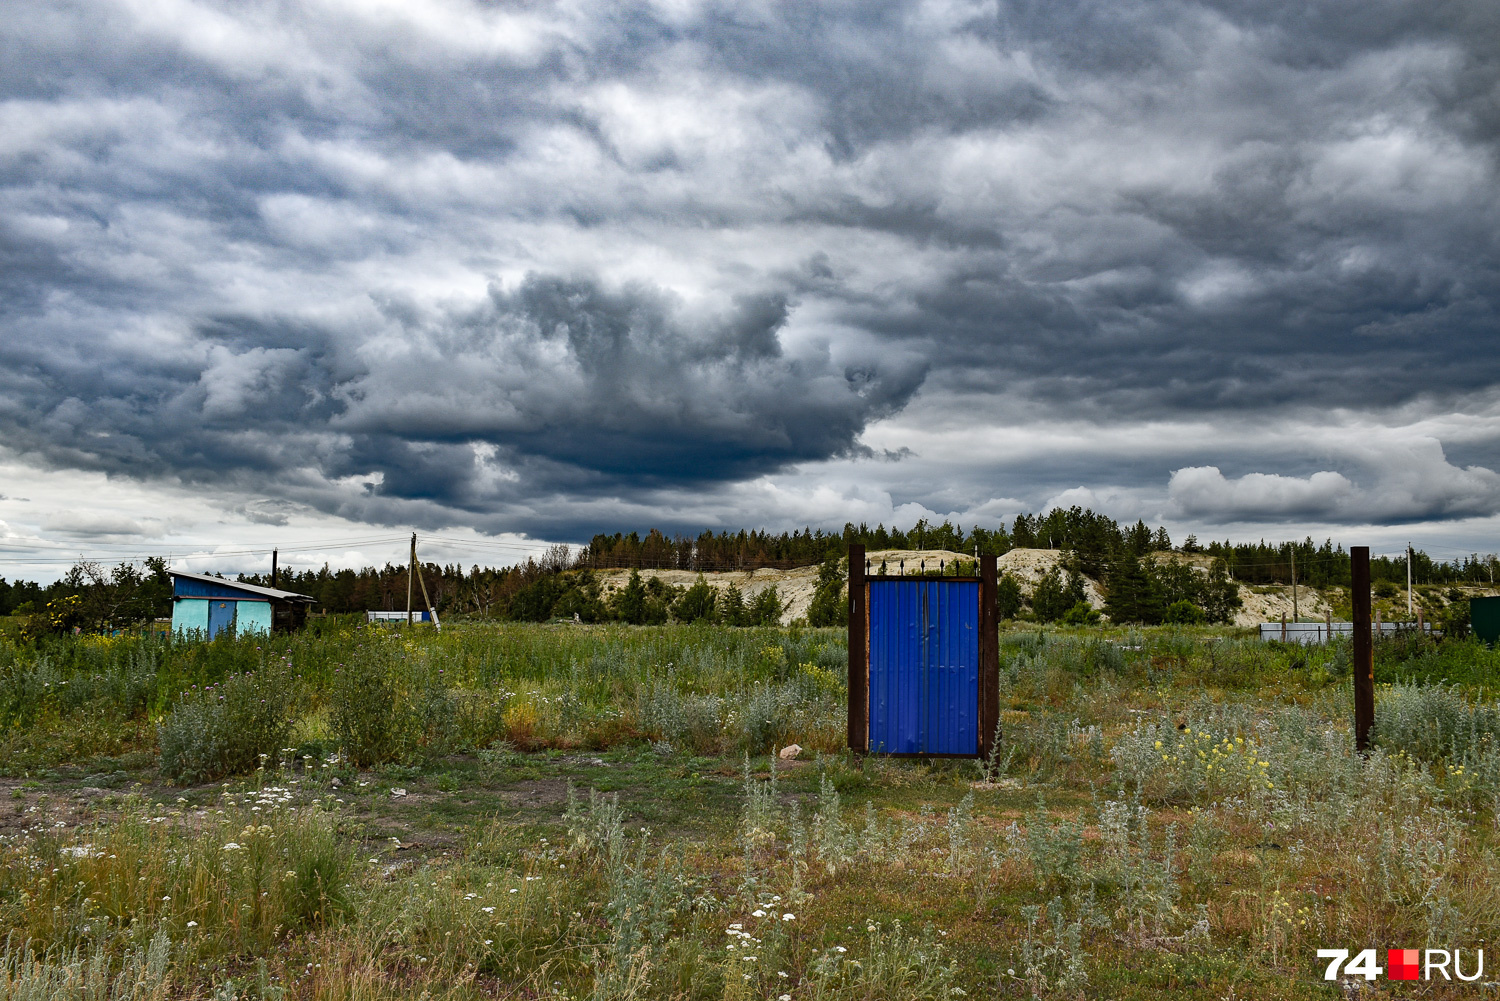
[611,570,647,624]
[720,583,746,626]
[749,585,783,625]
[996,574,1023,619]
[672,576,718,623]
[807,555,846,627]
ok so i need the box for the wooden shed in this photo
[169,570,316,638]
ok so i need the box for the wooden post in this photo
[407,533,416,626]
[1353,546,1374,753]
[1281,612,1287,642]
[416,557,440,632]
[1325,608,1332,645]
[1417,607,1425,635]
[847,544,867,753]
[979,554,999,758]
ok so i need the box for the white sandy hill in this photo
[593,564,822,625]
[593,546,1346,627]
[594,548,1098,625]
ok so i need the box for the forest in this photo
[2,507,1494,631]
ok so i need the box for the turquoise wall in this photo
[237,600,273,636]
[172,598,209,636]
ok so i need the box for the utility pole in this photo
[415,551,440,632]
[271,548,278,588]
[407,533,416,626]
[1291,549,1298,622]
[1407,543,1414,617]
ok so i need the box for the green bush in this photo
[1373,683,1500,761]
[329,658,404,767]
[1163,600,1207,625]
[157,669,295,783]
[1061,601,1100,626]
[671,576,718,623]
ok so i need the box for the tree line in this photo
[579,512,1496,587]
[4,506,1496,632]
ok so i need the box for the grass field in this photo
[1,620,1499,999]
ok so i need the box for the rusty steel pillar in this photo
[979,553,999,757]
[847,543,867,753]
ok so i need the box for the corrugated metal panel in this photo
[207,599,236,639]
[868,580,978,755]
[171,570,315,603]
[928,581,979,754]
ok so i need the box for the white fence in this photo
[367,610,431,623]
[1258,621,1436,644]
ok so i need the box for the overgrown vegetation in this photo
[2,621,1500,998]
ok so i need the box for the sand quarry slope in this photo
[593,548,1372,627]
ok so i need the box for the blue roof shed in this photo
[170,570,316,639]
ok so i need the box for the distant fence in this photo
[367,610,432,624]
[1258,621,1436,645]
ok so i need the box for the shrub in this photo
[157,669,295,783]
[672,577,718,624]
[1373,684,1500,761]
[748,585,783,626]
[0,931,171,1001]
[329,658,405,766]
[1163,600,1206,625]
[1061,601,1100,626]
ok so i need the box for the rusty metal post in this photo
[979,554,999,758]
[1352,546,1374,753]
[847,544,867,753]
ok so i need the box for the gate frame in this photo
[847,544,999,758]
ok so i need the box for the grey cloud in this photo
[42,512,164,538]
[1,0,1499,540]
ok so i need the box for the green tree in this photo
[719,583,747,626]
[996,574,1023,619]
[807,555,846,627]
[1199,559,1243,625]
[749,585,783,625]
[1105,555,1165,624]
[1030,568,1082,623]
[672,576,718,623]
[611,570,648,625]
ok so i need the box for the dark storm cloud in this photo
[1,0,1499,535]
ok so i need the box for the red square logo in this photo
[1388,949,1419,980]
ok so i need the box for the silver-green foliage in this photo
[0,931,170,1001]
[157,670,294,783]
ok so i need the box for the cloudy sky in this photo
[3,0,1499,578]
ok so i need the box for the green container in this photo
[1471,596,1500,646]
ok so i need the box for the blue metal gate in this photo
[208,600,236,639]
[867,580,979,754]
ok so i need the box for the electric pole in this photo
[1291,548,1298,622]
[1407,543,1414,617]
[407,533,416,625]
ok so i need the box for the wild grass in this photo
[0,621,1498,997]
